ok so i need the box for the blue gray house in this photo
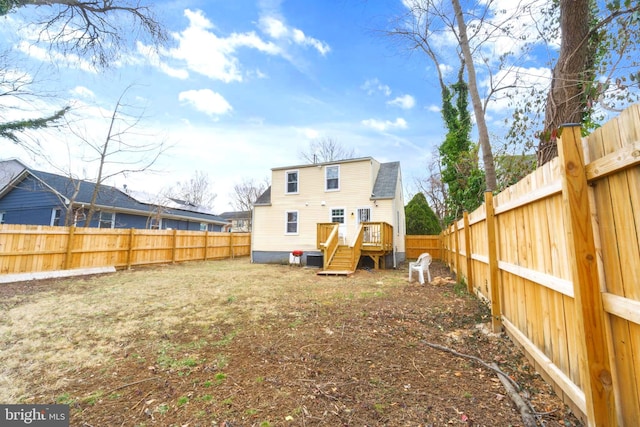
[0,159,229,231]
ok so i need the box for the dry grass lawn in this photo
[0,258,581,426]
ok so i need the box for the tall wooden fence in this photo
[405,235,442,260]
[0,225,251,274]
[442,104,640,426]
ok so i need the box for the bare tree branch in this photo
[298,137,355,163]
[3,0,167,68]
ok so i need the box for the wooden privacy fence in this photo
[0,225,251,274]
[442,104,640,426]
[405,234,442,260]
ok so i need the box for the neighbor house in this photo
[252,157,406,272]
[0,159,229,231]
[220,211,252,232]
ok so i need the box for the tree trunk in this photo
[451,0,497,191]
[538,0,591,165]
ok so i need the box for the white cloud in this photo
[438,63,453,77]
[162,9,283,83]
[259,15,330,56]
[178,89,233,117]
[388,94,415,109]
[361,118,408,132]
[137,42,189,80]
[160,8,328,83]
[16,41,95,73]
[361,78,392,96]
[70,86,95,99]
[427,105,441,113]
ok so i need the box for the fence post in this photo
[484,192,502,333]
[127,228,135,270]
[453,220,460,278]
[463,211,473,294]
[557,124,615,426]
[204,230,209,261]
[172,229,177,263]
[64,226,76,270]
[229,232,234,259]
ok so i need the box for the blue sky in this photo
[1,0,545,212]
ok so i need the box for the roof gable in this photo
[5,167,227,224]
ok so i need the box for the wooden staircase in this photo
[316,222,394,276]
[318,244,356,275]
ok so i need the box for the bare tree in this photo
[413,153,447,229]
[386,0,535,191]
[1,1,167,154]
[298,137,355,163]
[229,177,269,230]
[62,84,168,227]
[0,49,70,152]
[167,171,217,210]
[450,0,496,191]
[2,0,167,68]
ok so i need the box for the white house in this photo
[252,157,406,272]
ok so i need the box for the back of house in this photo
[252,157,406,267]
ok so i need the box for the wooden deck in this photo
[316,222,393,275]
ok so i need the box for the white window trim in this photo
[98,211,115,229]
[356,207,372,225]
[50,208,62,226]
[325,165,340,192]
[330,207,346,224]
[285,169,299,195]
[285,210,299,235]
[150,217,162,229]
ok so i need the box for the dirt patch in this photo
[0,259,582,426]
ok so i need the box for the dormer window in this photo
[286,170,299,194]
[325,165,339,191]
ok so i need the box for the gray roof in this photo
[220,211,251,220]
[3,165,228,224]
[254,186,271,206]
[371,161,400,200]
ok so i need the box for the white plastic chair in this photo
[409,252,432,284]
[338,224,347,245]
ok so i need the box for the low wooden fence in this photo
[442,104,640,426]
[0,225,251,274]
[405,235,442,260]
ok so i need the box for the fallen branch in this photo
[492,363,537,427]
[420,340,520,390]
[420,340,537,427]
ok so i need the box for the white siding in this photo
[253,158,406,253]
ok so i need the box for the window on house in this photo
[50,208,61,226]
[286,170,298,194]
[200,223,208,231]
[331,208,345,224]
[325,165,340,191]
[0,211,5,224]
[286,211,298,234]
[74,208,86,226]
[98,211,115,228]
[149,217,161,229]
